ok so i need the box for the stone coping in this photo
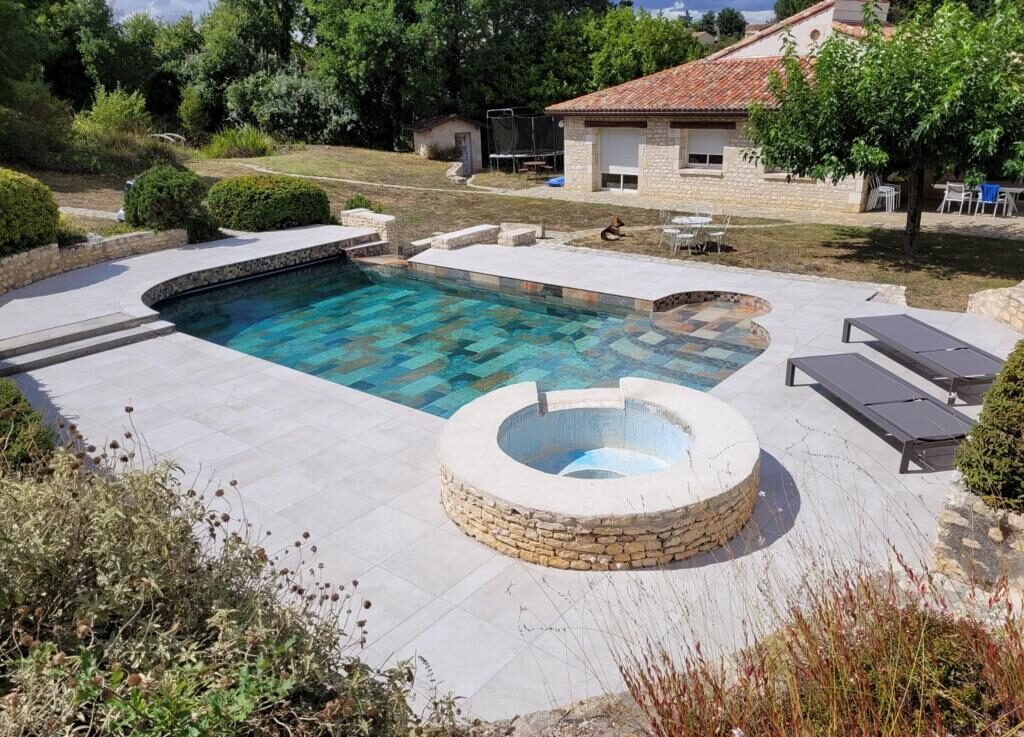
[440,378,760,519]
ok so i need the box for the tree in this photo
[745,0,1024,257]
[717,7,747,37]
[696,10,717,33]
[773,0,815,20]
[584,7,701,90]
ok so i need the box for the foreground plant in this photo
[0,443,461,735]
[618,562,1024,737]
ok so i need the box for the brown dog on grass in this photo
[599,216,625,241]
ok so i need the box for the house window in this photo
[600,173,639,190]
[685,129,728,169]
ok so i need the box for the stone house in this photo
[404,115,484,175]
[545,0,892,212]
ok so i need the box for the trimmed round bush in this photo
[124,165,207,231]
[207,175,330,231]
[956,339,1024,508]
[0,169,59,256]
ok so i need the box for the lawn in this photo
[18,168,126,211]
[233,144,464,189]
[573,225,1024,311]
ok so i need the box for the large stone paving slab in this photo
[3,233,1022,720]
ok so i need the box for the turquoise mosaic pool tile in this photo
[157,260,767,418]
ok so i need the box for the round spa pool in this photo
[498,401,692,480]
[438,378,761,571]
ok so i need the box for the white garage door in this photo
[599,128,640,175]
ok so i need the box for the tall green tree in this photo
[773,0,813,20]
[696,10,717,32]
[717,7,747,37]
[584,7,702,90]
[746,0,1024,257]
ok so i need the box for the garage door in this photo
[599,128,640,191]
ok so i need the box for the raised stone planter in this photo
[968,281,1024,334]
[431,224,500,250]
[498,227,537,247]
[338,208,397,245]
[439,378,761,570]
[0,229,187,296]
[933,479,1024,593]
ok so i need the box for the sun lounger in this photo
[785,353,975,473]
[842,314,1003,405]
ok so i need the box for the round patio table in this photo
[671,216,712,226]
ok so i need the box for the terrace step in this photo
[0,312,161,360]
[0,321,176,377]
[342,239,390,259]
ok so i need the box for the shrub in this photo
[619,563,1024,737]
[0,379,55,473]
[123,165,206,232]
[177,84,210,142]
[185,206,223,244]
[207,175,330,231]
[201,124,275,159]
[74,87,153,136]
[56,215,87,247]
[0,169,59,257]
[0,81,74,169]
[425,143,462,162]
[59,128,180,177]
[225,70,354,144]
[0,447,461,734]
[344,194,383,213]
[956,339,1024,507]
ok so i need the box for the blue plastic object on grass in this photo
[547,176,564,187]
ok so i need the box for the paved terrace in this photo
[2,232,1021,720]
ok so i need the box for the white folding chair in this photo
[705,214,731,253]
[974,184,1010,217]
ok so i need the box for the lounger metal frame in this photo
[786,354,973,474]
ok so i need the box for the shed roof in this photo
[403,114,481,133]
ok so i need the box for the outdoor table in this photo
[933,181,1023,215]
[671,216,712,226]
[520,160,551,182]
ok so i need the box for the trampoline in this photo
[487,108,564,173]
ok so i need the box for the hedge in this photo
[956,340,1024,508]
[207,175,331,231]
[0,379,55,473]
[123,164,207,231]
[0,169,59,257]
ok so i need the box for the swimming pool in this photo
[157,260,766,417]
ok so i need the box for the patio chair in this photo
[658,209,680,249]
[705,214,731,253]
[785,353,975,473]
[973,183,1010,217]
[938,183,974,214]
[672,226,700,256]
[867,174,900,212]
[842,313,1004,404]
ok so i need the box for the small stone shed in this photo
[405,114,483,174]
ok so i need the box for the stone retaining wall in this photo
[932,480,1024,593]
[0,229,187,295]
[338,208,397,246]
[431,224,500,250]
[440,461,759,570]
[967,281,1024,334]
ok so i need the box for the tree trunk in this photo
[903,167,925,259]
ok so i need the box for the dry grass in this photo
[573,224,1024,311]
[470,169,548,190]
[11,168,125,212]
[234,144,462,189]
[618,562,1024,737]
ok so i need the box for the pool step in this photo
[0,321,176,377]
[0,312,161,360]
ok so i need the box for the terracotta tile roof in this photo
[403,114,480,133]
[545,56,795,116]
[706,0,835,60]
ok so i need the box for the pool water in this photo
[157,260,764,418]
[528,447,671,479]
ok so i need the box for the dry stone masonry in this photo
[0,230,187,296]
[968,281,1024,334]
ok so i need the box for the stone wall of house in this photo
[440,462,759,571]
[967,281,1024,334]
[932,481,1024,594]
[562,116,867,212]
[0,229,187,296]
